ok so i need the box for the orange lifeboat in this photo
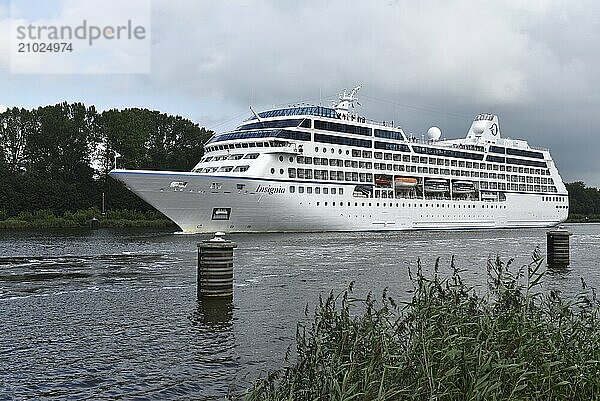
[394,177,418,188]
[375,177,392,186]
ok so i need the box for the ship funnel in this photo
[466,113,501,140]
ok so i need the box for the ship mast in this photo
[334,85,361,117]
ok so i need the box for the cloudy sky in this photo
[0,0,599,185]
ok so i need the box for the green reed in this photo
[246,252,600,400]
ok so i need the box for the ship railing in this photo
[339,113,397,128]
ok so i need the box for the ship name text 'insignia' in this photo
[256,185,285,195]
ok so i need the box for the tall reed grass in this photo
[246,251,600,400]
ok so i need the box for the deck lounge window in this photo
[374,129,406,141]
[506,148,544,159]
[250,106,337,120]
[314,133,372,148]
[314,120,372,136]
[487,155,505,163]
[236,118,311,131]
[207,129,310,144]
[374,141,410,152]
[506,157,547,168]
[413,146,484,161]
[489,146,505,154]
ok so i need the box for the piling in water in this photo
[197,232,237,297]
[90,217,100,229]
[547,227,571,268]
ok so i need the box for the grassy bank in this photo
[247,253,600,400]
[0,208,177,230]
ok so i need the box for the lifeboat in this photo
[424,179,449,193]
[394,177,418,188]
[481,192,498,200]
[452,180,475,194]
[375,177,392,186]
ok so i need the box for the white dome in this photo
[427,126,441,141]
[472,121,486,135]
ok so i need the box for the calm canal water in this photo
[1,224,600,400]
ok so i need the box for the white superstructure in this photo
[110,88,569,233]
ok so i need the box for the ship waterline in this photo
[110,86,569,233]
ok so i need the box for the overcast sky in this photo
[0,0,599,185]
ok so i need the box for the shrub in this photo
[246,252,600,400]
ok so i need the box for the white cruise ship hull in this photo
[110,169,567,233]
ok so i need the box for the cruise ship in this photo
[110,87,569,233]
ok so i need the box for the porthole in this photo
[315,147,319,152]
[279,168,284,174]
[270,168,275,174]
[338,149,342,154]
[346,150,350,155]
[279,156,284,162]
[289,157,294,162]
[323,147,327,153]
[331,148,335,154]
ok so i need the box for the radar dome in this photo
[427,126,441,141]
[472,121,486,135]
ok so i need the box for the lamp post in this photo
[114,152,121,170]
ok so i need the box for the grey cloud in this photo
[1,0,599,184]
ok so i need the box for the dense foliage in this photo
[566,181,600,221]
[247,254,600,400]
[0,104,213,217]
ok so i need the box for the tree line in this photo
[565,182,600,220]
[0,103,213,217]
[1,104,598,221]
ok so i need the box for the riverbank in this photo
[0,208,177,230]
[246,254,600,400]
[567,214,600,223]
